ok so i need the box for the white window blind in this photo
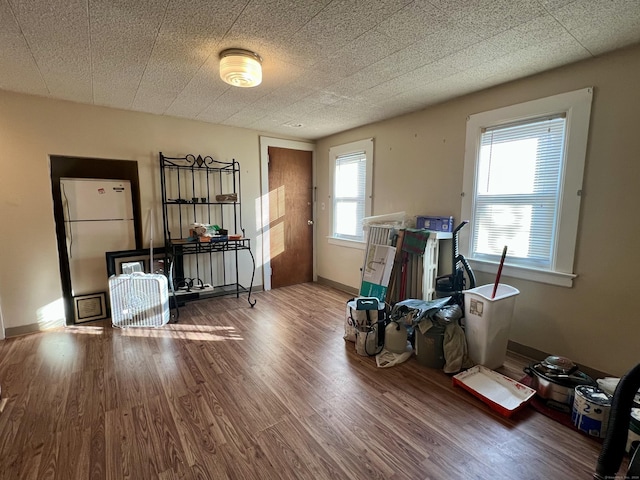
[333,151,367,240]
[472,115,567,269]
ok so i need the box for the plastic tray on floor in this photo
[453,365,536,417]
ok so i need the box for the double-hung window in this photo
[461,88,593,287]
[328,138,373,246]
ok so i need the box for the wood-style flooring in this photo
[0,283,607,479]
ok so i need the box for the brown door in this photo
[268,146,313,288]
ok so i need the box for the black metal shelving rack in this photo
[159,152,256,307]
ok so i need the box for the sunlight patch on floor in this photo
[65,325,104,334]
[118,324,243,341]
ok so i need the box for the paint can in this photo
[627,408,640,454]
[571,385,612,438]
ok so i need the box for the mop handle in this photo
[491,246,508,299]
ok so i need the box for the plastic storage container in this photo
[463,284,519,369]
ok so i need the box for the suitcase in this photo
[108,272,170,328]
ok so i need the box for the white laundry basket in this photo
[463,284,519,369]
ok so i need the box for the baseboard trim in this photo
[316,276,358,295]
[508,340,611,379]
[5,321,64,338]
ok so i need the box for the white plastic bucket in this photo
[463,284,519,369]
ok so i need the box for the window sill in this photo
[468,259,576,287]
[327,236,366,250]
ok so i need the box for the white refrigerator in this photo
[61,178,136,312]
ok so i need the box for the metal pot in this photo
[524,357,597,405]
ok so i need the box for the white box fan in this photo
[108,209,170,328]
[109,273,169,327]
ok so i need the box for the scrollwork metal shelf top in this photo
[160,152,237,172]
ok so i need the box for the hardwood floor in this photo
[0,283,607,479]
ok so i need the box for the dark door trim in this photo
[259,137,316,291]
[50,155,142,325]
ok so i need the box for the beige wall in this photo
[316,44,640,377]
[1,44,638,376]
[0,91,275,332]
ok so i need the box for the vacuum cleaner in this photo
[593,362,640,479]
[435,221,476,305]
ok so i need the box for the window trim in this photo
[461,88,593,287]
[328,138,373,246]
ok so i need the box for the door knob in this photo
[307,220,314,225]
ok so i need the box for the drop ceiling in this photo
[1,0,639,140]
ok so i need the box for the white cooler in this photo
[463,284,519,369]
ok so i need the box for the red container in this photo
[453,365,535,417]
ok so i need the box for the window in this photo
[461,88,593,287]
[329,138,373,246]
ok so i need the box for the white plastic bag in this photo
[375,343,413,368]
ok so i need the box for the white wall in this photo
[315,44,640,377]
[0,91,285,332]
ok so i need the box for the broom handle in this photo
[491,246,507,299]
[149,208,154,273]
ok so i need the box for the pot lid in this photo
[529,362,596,388]
[539,355,577,375]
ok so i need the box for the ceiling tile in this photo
[357,59,462,104]
[90,0,167,109]
[8,0,92,101]
[248,111,301,130]
[323,25,484,99]
[221,107,269,127]
[431,0,548,37]
[296,0,412,45]
[164,79,229,119]
[375,1,460,46]
[537,0,578,12]
[285,0,412,65]
[0,0,48,94]
[551,0,640,54]
[196,100,244,124]
[312,29,404,78]
[224,0,331,45]
[132,0,246,114]
[437,13,573,71]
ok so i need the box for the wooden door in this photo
[268,147,313,288]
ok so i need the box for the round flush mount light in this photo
[219,48,263,88]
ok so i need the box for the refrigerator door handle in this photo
[62,183,73,259]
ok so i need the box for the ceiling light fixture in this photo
[219,48,263,88]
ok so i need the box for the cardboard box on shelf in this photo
[215,193,238,202]
[416,215,454,232]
